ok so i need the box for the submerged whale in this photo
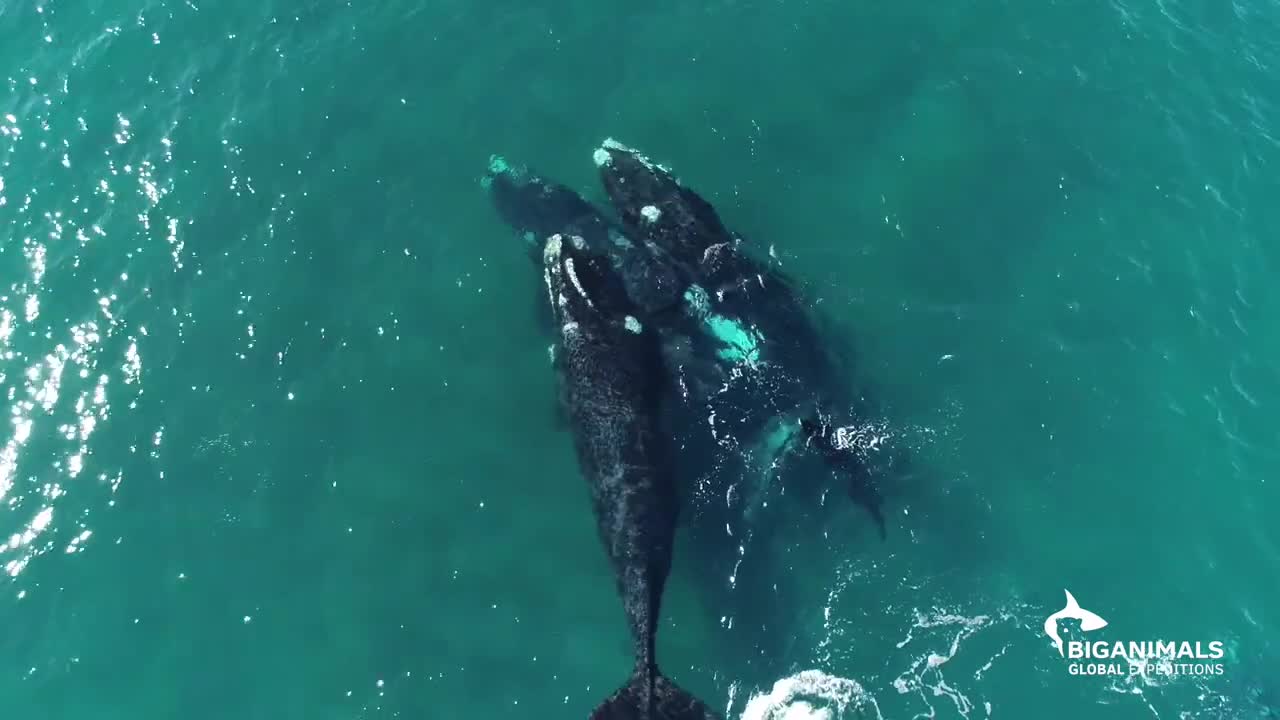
[542,232,720,720]
[483,155,730,453]
[594,140,889,532]
[483,147,895,680]
[484,155,688,319]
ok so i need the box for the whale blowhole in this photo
[487,154,513,175]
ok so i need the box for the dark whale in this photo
[800,417,888,539]
[541,232,720,720]
[484,148,893,535]
[484,155,688,318]
[593,139,830,382]
[593,140,886,529]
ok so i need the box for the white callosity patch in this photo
[624,316,642,334]
[569,234,586,250]
[541,234,562,311]
[482,154,521,190]
[640,205,661,223]
[487,154,512,176]
[599,138,671,173]
[542,266,556,310]
[592,147,612,167]
[544,233,563,261]
[563,257,594,308]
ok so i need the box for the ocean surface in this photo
[2,1,1278,718]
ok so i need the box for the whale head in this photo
[484,155,612,257]
[1044,590,1108,656]
[486,154,686,317]
[594,140,733,267]
[542,234,635,330]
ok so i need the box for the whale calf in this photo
[542,232,720,720]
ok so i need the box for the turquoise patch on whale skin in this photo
[481,154,520,190]
[707,314,762,364]
[683,285,711,317]
[759,415,801,461]
[487,154,513,175]
[682,285,764,364]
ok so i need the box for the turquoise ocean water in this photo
[2,1,1278,717]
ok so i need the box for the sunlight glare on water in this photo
[0,27,170,589]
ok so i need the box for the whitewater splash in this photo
[738,670,883,720]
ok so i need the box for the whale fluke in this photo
[591,671,719,720]
[800,417,888,540]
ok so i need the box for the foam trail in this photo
[737,670,883,720]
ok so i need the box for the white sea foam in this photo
[739,670,882,720]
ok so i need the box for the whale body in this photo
[594,140,891,531]
[542,232,720,720]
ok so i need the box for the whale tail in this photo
[590,670,720,720]
[799,416,889,540]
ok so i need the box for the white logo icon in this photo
[1044,590,1108,655]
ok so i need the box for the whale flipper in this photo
[851,472,889,541]
[541,343,571,430]
[800,417,889,540]
[591,671,719,720]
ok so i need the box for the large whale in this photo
[484,150,887,678]
[483,150,891,536]
[541,232,720,720]
[593,140,888,532]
